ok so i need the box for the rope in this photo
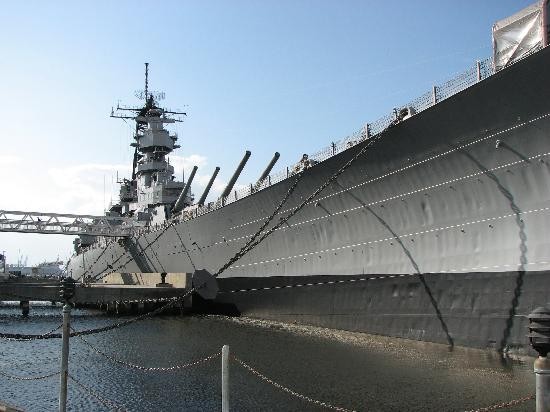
[464,394,535,412]
[68,374,126,412]
[233,355,357,412]
[75,332,220,371]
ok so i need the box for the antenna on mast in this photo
[132,63,165,102]
[144,62,149,100]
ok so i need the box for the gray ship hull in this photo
[68,46,550,352]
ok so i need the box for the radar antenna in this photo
[134,63,164,101]
[144,62,149,100]
[110,63,187,180]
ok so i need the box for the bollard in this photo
[19,300,29,317]
[535,357,550,411]
[58,304,71,412]
[222,345,229,412]
[528,306,550,412]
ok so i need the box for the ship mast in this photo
[110,63,185,179]
[144,62,149,101]
[109,63,188,220]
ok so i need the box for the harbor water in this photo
[0,302,535,411]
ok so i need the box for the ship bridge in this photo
[0,210,137,237]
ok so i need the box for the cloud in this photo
[169,154,208,178]
[170,154,230,200]
[0,154,22,165]
[47,162,131,215]
[0,152,244,264]
[0,151,243,216]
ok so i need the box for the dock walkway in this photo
[0,273,191,307]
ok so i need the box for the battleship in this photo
[67,2,550,352]
[6,261,64,278]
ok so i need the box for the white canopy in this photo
[492,0,548,71]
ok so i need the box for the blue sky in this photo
[0,0,534,265]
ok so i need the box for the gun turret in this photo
[173,165,198,213]
[198,167,220,206]
[219,151,251,201]
[256,152,280,186]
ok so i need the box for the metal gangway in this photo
[0,210,136,237]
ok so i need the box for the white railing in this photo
[187,47,541,220]
[0,210,136,237]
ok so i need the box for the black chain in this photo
[93,134,379,282]
[78,240,112,280]
[0,368,59,381]
[233,355,356,412]
[75,330,221,372]
[69,374,127,411]
[60,175,306,337]
[213,171,304,277]
[91,219,184,283]
[464,394,535,411]
[215,131,383,276]
[173,224,197,271]
[0,130,382,340]
[0,323,63,341]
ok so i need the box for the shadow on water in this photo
[334,181,455,349]
[457,147,527,354]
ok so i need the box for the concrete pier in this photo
[0,273,193,312]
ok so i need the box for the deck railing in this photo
[188,47,540,220]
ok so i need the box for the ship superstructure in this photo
[67,2,550,353]
[75,64,189,252]
[110,63,189,221]
[6,260,64,278]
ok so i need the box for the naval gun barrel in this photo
[173,165,198,213]
[198,167,220,206]
[219,151,251,200]
[256,152,280,185]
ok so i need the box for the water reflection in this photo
[0,303,535,411]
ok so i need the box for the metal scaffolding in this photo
[0,210,136,237]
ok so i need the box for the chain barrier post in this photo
[222,345,229,412]
[59,303,70,412]
[535,359,550,412]
[58,278,75,412]
[528,306,550,412]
